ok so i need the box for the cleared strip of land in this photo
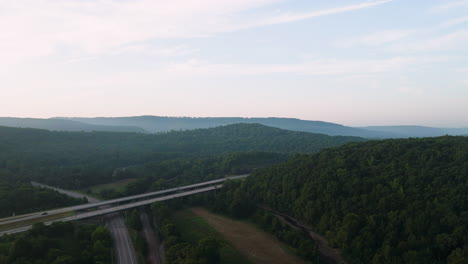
[190,207,306,264]
[173,209,251,264]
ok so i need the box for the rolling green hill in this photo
[213,136,468,264]
[0,124,364,189]
[59,116,393,137]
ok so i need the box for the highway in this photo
[0,174,249,225]
[0,183,225,235]
[0,173,249,264]
[140,211,162,264]
[30,182,138,264]
[31,181,100,203]
[51,184,222,223]
[0,174,248,226]
[106,214,138,264]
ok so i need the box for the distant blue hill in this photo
[0,117,146,133]
[58,116,393,138]
[361,126,468,138]
[3,116,465,138]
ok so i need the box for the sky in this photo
[1,0,467,127]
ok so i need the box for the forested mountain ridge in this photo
[0,124,364,189]
[0,117,146,133]
[3,116,466,138]
[362,125,468,138]
[60,116,386,137]
[212,136,468,264]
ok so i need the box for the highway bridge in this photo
[0,175,248,236]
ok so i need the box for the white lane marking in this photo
[111,218,124,264]
[119,217,136,264]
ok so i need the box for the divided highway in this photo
[0,175,248,235]
[0,174,248,226]
[106,214,138,264]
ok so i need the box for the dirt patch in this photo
[190,207,306,264]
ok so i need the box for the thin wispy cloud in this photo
[0,0,396,63]
[255,0,396,26]
[430,0,468,12]
[389,30,468,52]
[1,1,467,126]
[163,56,444,77]
[338,14,468,51]
[438,16,468,29]
[338,30,413,47]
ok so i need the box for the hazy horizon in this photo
[2,115,468,128]
[1,0,467,127]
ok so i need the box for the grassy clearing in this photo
[0,211,75,232]
[190,207,307,264]
[172,209,252,264]
[79,178,137,198]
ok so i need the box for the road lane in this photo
[119,216,137,264]
[31,182,100,203]
[107,215,124,264]
[27,183,138,264]
[0,184,223,236]
[140,211,161,264]
[0,175,248,226]
[107,214,138,264]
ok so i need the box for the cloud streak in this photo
[0,0,396,63]
[163,56,444,77]
[430,0,468,12]
[257,0,396,26]
[338,30,413,47]
[389,30,468,52]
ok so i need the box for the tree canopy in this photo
[211,136,468,263]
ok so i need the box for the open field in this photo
[178,208,307,264]
[172,209,252,264]
[80,178,137,198]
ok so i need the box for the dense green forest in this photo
[0,124,363,189]
[0,222,112,264]
[207,136,468,264]
[150,202,224,264]
[0,182,84,218]
[96,152,289,199]
[3,125,466,263]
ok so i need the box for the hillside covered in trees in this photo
[210,136,468,264]
[0,181,84,218]
[0,222,112,263]
[60,116,389,137]
[0,124,363,189]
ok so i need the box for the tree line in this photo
[0,124,363,190]
[204,136,468,263]
[0,222,112,264]
[0,181,84,218]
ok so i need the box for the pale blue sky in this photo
[1,0,467,126]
